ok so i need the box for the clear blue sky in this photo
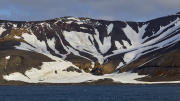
[0,0,180,22]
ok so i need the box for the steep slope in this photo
[132,48,180,82]
[1,13,180,84]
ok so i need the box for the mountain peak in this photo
[176,12,180,15]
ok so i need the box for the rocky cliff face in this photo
[1,12,180,84]
[132,48,180,82]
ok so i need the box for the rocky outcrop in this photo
[132,48,180,82]
[65,53,93,73]
[0,49,53,79]
[63,66,82,73]
[91,62,105,75]
[73,63,92,73]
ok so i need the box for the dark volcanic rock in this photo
[63,66,82,73]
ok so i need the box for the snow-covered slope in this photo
[1,13,180,84]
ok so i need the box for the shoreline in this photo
[2,83,180,86]
[1,79,180,86]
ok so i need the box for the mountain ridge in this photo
[1,12,180,84]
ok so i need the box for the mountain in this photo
[1,13,180,85]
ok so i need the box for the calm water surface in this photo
[0,85,180,101]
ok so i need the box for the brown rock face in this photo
[65,53,93,73]
[63,66,82,73]
[74,63,92,73]
[65,53,123,75]
[132,48,180,82]
[91,62,105,75]
[0,28,31,44]
[0,49,53,79]
[5,56,23,74]
[118,58,149,73]
[91,55,123,75]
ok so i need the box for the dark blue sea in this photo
[0,85,180,101]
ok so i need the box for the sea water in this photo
[0,85,179,101]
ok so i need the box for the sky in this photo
[0,0,180,22]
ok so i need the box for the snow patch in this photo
[107,23,113,34]
[46,38,60,54]
[5,56,10,60]
[67,17,77,20]
[94,29,112,54]
[122,40,130,47]
[63,31,97,53]
[116,62,124,69]
[13,24,17,28]
[115,41,123,49]
[66,21,73,24]
[14,35,21,39]
[20,33,51,54]
[0,27,6,35]
[80,27,87,29]
[123,51,137,64]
